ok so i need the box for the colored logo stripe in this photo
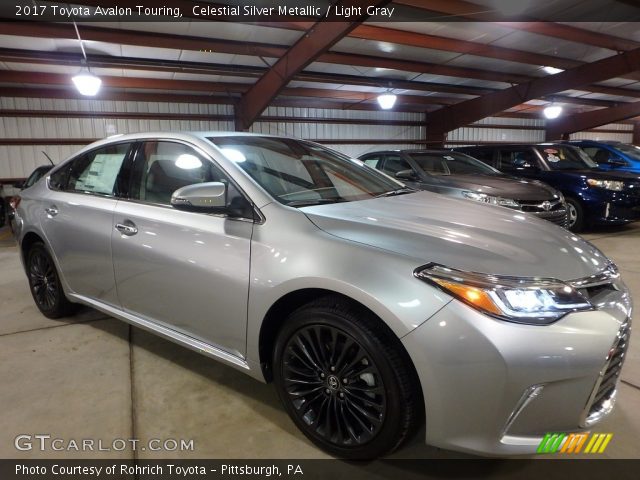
[584,433,613,454]
[537,433,566,453]
[537,433,613,454]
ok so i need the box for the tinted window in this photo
[497,149,539,171]
[361,155,382,168]
[466,149,495,165]
[50,143,129,195]
[612,144,640,161]
[381,155,412,176]
[24,166,53,189]
[206,136,401,207]
[133,141,235,205]
[408,152,498,175]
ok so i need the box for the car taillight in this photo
[9,196,21,210]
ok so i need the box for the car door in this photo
[111,140,253,358]
[42,142,133,306]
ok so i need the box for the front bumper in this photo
[402,279,632,456]
[583,189,640,224]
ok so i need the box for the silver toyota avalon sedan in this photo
[14,132,632,458]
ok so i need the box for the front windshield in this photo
[535,145,598,170]
[206,136,406,206]
[615,143,640,161]
[408,151,499,176]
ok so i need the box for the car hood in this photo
[426,174,557,200]
[302,191,609,281]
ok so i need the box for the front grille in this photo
[582,322,631,426]
[519,199,565,213]
[518,199,568,227]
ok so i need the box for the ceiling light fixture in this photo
[543,66,564,75]
[543,104,563,119]
[377,93,397,110]
[72,72,102,96]
[72,22,101,96]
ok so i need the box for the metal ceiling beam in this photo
[545,101,640,140]
[234,0,390,129]
[425,47,640,141]
[0,47,621,108]
[495,22,640,52]
[2,21,639,101]
[0,70,456,107]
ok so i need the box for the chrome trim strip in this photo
[569,264,620,289]
[69,294,251,373]
[500,384,545,439]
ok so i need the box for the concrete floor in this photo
[0,223,639,460]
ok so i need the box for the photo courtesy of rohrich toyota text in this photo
[0,0,639,479]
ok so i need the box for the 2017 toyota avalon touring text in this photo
[14,132,632,458]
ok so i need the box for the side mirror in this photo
[395,169,417,181]
[171,182,227,212]
[608,156,627,167]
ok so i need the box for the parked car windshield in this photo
[534,145,598,170]
[614,143,640,161]
[407,152,500,176]
[206,136,406,207]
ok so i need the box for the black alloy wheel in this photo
[273,297,421,459]
[27,242,76,318]
[282,324,386,447]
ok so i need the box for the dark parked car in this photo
[8,165,53,233]
[455,143,640,232]
[566,140,640,174]
[359,149,568,227]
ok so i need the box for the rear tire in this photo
[26,242,76,319]
[273,296,421,459]
[566,197,585,232]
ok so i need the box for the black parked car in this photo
[455,143,640,232]
[359,149,568,227]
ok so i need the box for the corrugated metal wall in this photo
[569,123,634,143]
[0,97,234,180]
[446,117,546,146]
[0,96,636,180]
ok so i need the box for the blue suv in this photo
[567,140,640,174]
[455,143,640,232]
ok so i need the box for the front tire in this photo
[26,242,76,319]
[273,297,421,459]
[566,197,585,232]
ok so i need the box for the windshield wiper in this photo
[286,198,346,207]
[375,187,416,198]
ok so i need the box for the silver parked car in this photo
[15,132,632,458]
[359,150,568,227]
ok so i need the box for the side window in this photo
[51,143,130,195]
[499,149,538,171]
[361,155,382,168]
[133,141,239,207]
[585,147,613,164]
[49,164,72,191]
[381,155,412,176]
[467,149,496,167]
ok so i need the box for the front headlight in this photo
[415,264,593,325]
[587,179,624,191]
[462,191,520,208]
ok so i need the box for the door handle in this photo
[115,221,138,236]
[45,206,58,216]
